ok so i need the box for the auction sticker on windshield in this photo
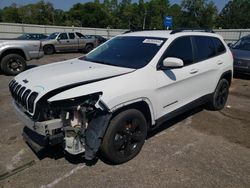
[143,39,164,46]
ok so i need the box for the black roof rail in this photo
[170,28,214,34]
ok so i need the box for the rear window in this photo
[69,33,75,39]
[212,38,226,54]
[193,36,216,62]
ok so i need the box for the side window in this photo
[69,33,75,39]
[163,36,193,66]
[193,36,216,62]
[76,32,84,38]
[58,33,68,40]
[212,38,226,54]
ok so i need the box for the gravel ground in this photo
[0,53,250,188]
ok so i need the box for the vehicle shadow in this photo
[32,106,204,166]
[26,64,38,70]
[147,107,203,139]
[34,145,98,166]
[233,73,250,80]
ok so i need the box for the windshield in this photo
[48,33,59,40]
[233,37,250,51]
[82,36,166,69]
[17,34,33,39]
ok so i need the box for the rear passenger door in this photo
[68,33,79,51]
[191,36,222,96]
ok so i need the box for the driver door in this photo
[155,36,201,119]
[55,33,70,51]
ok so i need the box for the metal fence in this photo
[214,29,250,43]
[0,22,126,39]
[0,22,250,43]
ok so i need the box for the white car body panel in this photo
[12,30,233,123]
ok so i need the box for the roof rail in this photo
[170,28,214,34]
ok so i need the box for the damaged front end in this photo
[20,92,111,160]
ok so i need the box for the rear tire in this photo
[206,78,229,111]
[43,45,54,55]
[1,54,26,75]
[100,109,147,164]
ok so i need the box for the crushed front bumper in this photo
[13,102,64,152]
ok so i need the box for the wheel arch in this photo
[220,70,232,86]
[110,98,155,128]
[0,48,27,62]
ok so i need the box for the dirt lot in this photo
[0,53,250,188]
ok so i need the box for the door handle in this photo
[66,41,70,43]
[217,61,223,65]
[189,69,199,74]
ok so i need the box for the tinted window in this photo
[69,33,75,39]
[233,37,250,51]
[76,32,85,38]
[213,38,226,54]
[58,33,68,40]
[194,36,216,62]
[83,36,166,69]
[48,33,59,39]
[164,36,193,65]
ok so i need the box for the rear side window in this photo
[69,33,75,39]
[163,36,193,66]
[213,38,226,54]
[193,36,216,62]
[76,32,85,38]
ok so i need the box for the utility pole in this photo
[143,10,147,30]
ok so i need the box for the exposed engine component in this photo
[56,95,111,159]
[62,105,88,155]
[64,127,85,155]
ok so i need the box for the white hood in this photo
[14,58,135,98]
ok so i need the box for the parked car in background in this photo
[229,35,250,74]
[0,39,43,75]
[86,35,108,45]
[16,33,48,40]
[42,32,97,55]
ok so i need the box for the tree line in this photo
[0,0,249,29]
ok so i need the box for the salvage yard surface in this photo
[0,53,250,188]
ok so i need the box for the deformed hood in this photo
[14,58,135,97]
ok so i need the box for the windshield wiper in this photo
[83,57,113,66]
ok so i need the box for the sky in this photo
[0,0,230,11]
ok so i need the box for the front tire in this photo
[1,54,26,75]
[206,78,229,110]
[43,45,54,55]
[100,109,147,164]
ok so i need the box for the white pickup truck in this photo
[0,40,44,75]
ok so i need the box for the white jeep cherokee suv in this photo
[9,29,233,164]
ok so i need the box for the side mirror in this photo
[227,43,233,48]
[161,57,184,69]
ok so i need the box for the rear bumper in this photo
[13,102,64,151]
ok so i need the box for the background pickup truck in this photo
[42,32,97,55]
[0,40,44,75]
